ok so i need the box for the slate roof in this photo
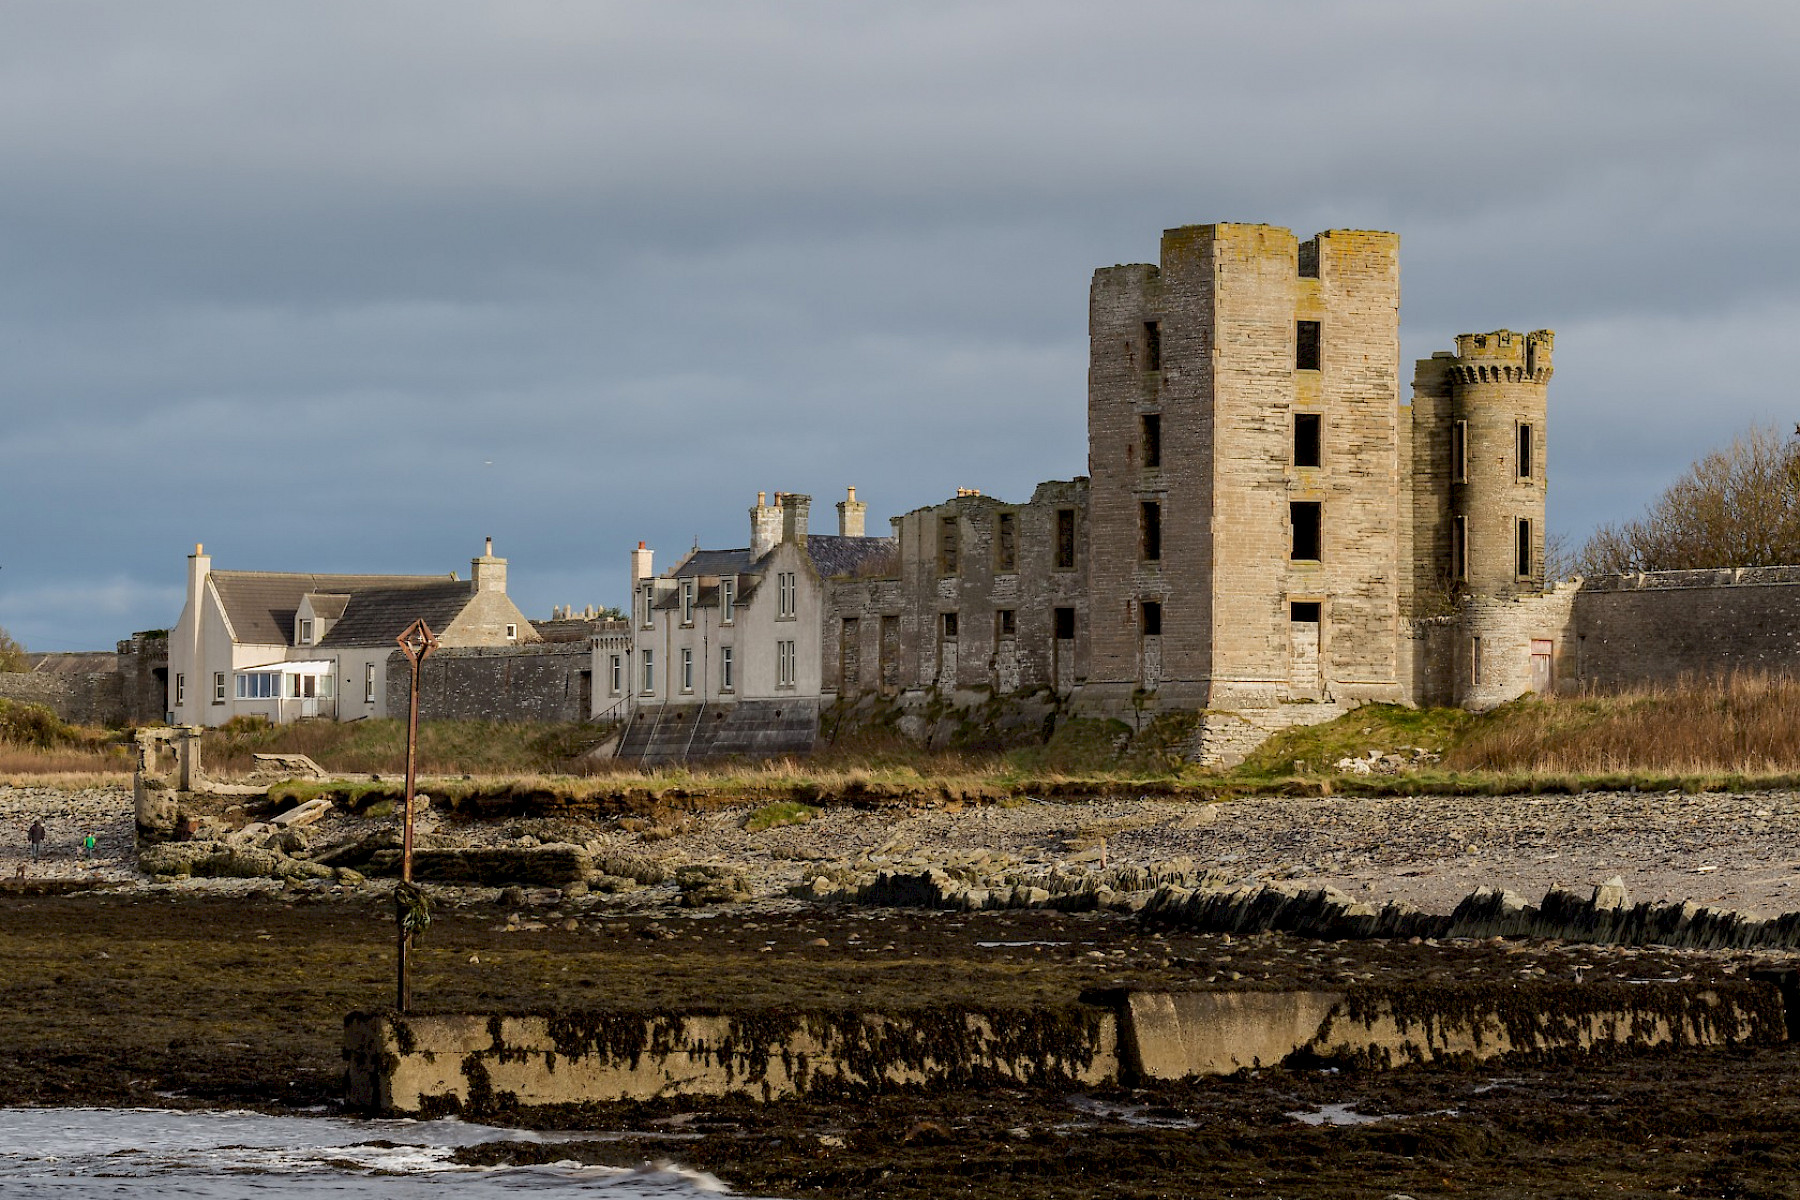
[672,548,757,579]
[209,572,457,646]
[668,538,896,585]
[806,534,897,578]
[317,581,479,648]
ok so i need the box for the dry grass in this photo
[1448,673,1800,776]
[9,675,1800,800]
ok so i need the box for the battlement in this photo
[1449,329,1554,384]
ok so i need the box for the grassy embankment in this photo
[6,674,1800,806]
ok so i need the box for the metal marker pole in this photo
[395,619,437,1013]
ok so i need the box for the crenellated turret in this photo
[1411,329,1553,605]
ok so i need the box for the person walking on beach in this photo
[27,820,45,861]
[80,832,96,862]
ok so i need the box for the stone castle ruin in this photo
[820,224,1569,760]
[623,220,1800,764]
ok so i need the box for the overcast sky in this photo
[2,1,1796,650]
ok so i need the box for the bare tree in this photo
[0,626,26,672]
[1578,424,1800,573]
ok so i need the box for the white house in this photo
[168,539,539,726]
[609,490,893,759]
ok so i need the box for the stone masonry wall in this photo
[1460,585,1579,710]
[1572,568,1800,690]
[827,480,1088,699]
[389,642,592,723]
[0,668,125,727]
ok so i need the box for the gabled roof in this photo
[209,571,456,646]
[302,593,351,621]
[667,537,896,585]
[317,581,479,648]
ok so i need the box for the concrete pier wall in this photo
[346,981,1785,1115]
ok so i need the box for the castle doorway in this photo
[1530,639,1554,695]
[1289,601,1322,698]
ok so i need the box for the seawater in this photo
[0,1107,782,1198]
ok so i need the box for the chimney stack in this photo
[749,492,784,559]
[472,538,507,593]
[836,485,866,537]
[781,494,811,545]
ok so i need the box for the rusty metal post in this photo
[394,619,438,1013]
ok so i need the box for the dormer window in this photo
[298,619,314,645]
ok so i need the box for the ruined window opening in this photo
[1290,501,1322,561]
[1517,517,1534,578]
[1293,412,1321,468]
[1055,509,1077,570]
[609,655,622,695]
[1471,636,1483,687]
[1140,600,1162,636]
[1141,413,1162,469]
[1517,422,1534,479]
[366,662,378,703]
[720,645,734,692]
[1452,515,1468,581]
[1053,607,1076,640]
[942,611,959,639]
[641,649,655,694]
[1140,500,1162,561]
[997,609,1016,638]
[939,515,959,576]
[1297,238,1320,279]
[1290,601,1321,623]
[996,512,1017,572]
[1452,420,1468,483]
[1144,321,1161,371]
[680,648,694,693]
[1296,321,1321,372]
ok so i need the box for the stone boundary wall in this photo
[844,869,1800,951]
[1572,568,1800,690]
[387,642,592,723]
[0,669,125,726]
[346,981,1784,1114]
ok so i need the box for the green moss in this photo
[1232,704,1474,780]
[744,801,820,832]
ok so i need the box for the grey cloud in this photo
[2,1,1797,647]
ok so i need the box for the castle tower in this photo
[1084,223,1403,711]
[1411,330,1553,602]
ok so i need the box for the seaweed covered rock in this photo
[138,840,335,882]
[676,864,753,906]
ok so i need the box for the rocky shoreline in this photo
[8,781,1800,924]
[10,777,1800,1199]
